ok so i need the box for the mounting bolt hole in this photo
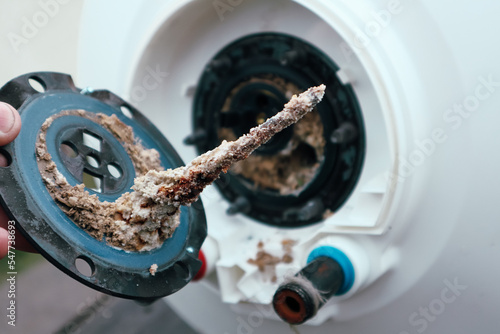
[120,105,133,119]
[82,170,102,192]
[173,262,190,281]
[82,131,102,152]
[75,256,95,277]
[28,77,46,93]
[60,142,78,159]
[0,149,12,167]
[107,163,123,179]
[86,155,100,168]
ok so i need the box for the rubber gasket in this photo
[0,72,206,301]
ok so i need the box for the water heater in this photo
[77,1,500,333]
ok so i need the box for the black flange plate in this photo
[0,72,206,301]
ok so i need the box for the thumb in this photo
[0,102,21,147]
[0,228,9,259]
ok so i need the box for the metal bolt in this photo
[283,198,324,222]
[226,196,251,215]
[183,129,207,146]
[209,56,232,73]
[330,122,357,144]
[280,49,305,66]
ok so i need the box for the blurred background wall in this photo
[0,0,84,84]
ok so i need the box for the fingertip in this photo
[0,228,9,259]
[0,102,21,146]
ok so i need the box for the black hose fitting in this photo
[272,256,345,324]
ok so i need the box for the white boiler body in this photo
[78,1,500,333]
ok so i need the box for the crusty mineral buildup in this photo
[149,264,158,276]
[36,110,169,252]
[247,239,297,282]
[36,85,326,252]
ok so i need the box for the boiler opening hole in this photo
[192,32,365,227]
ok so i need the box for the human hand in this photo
[0,102,36,259]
